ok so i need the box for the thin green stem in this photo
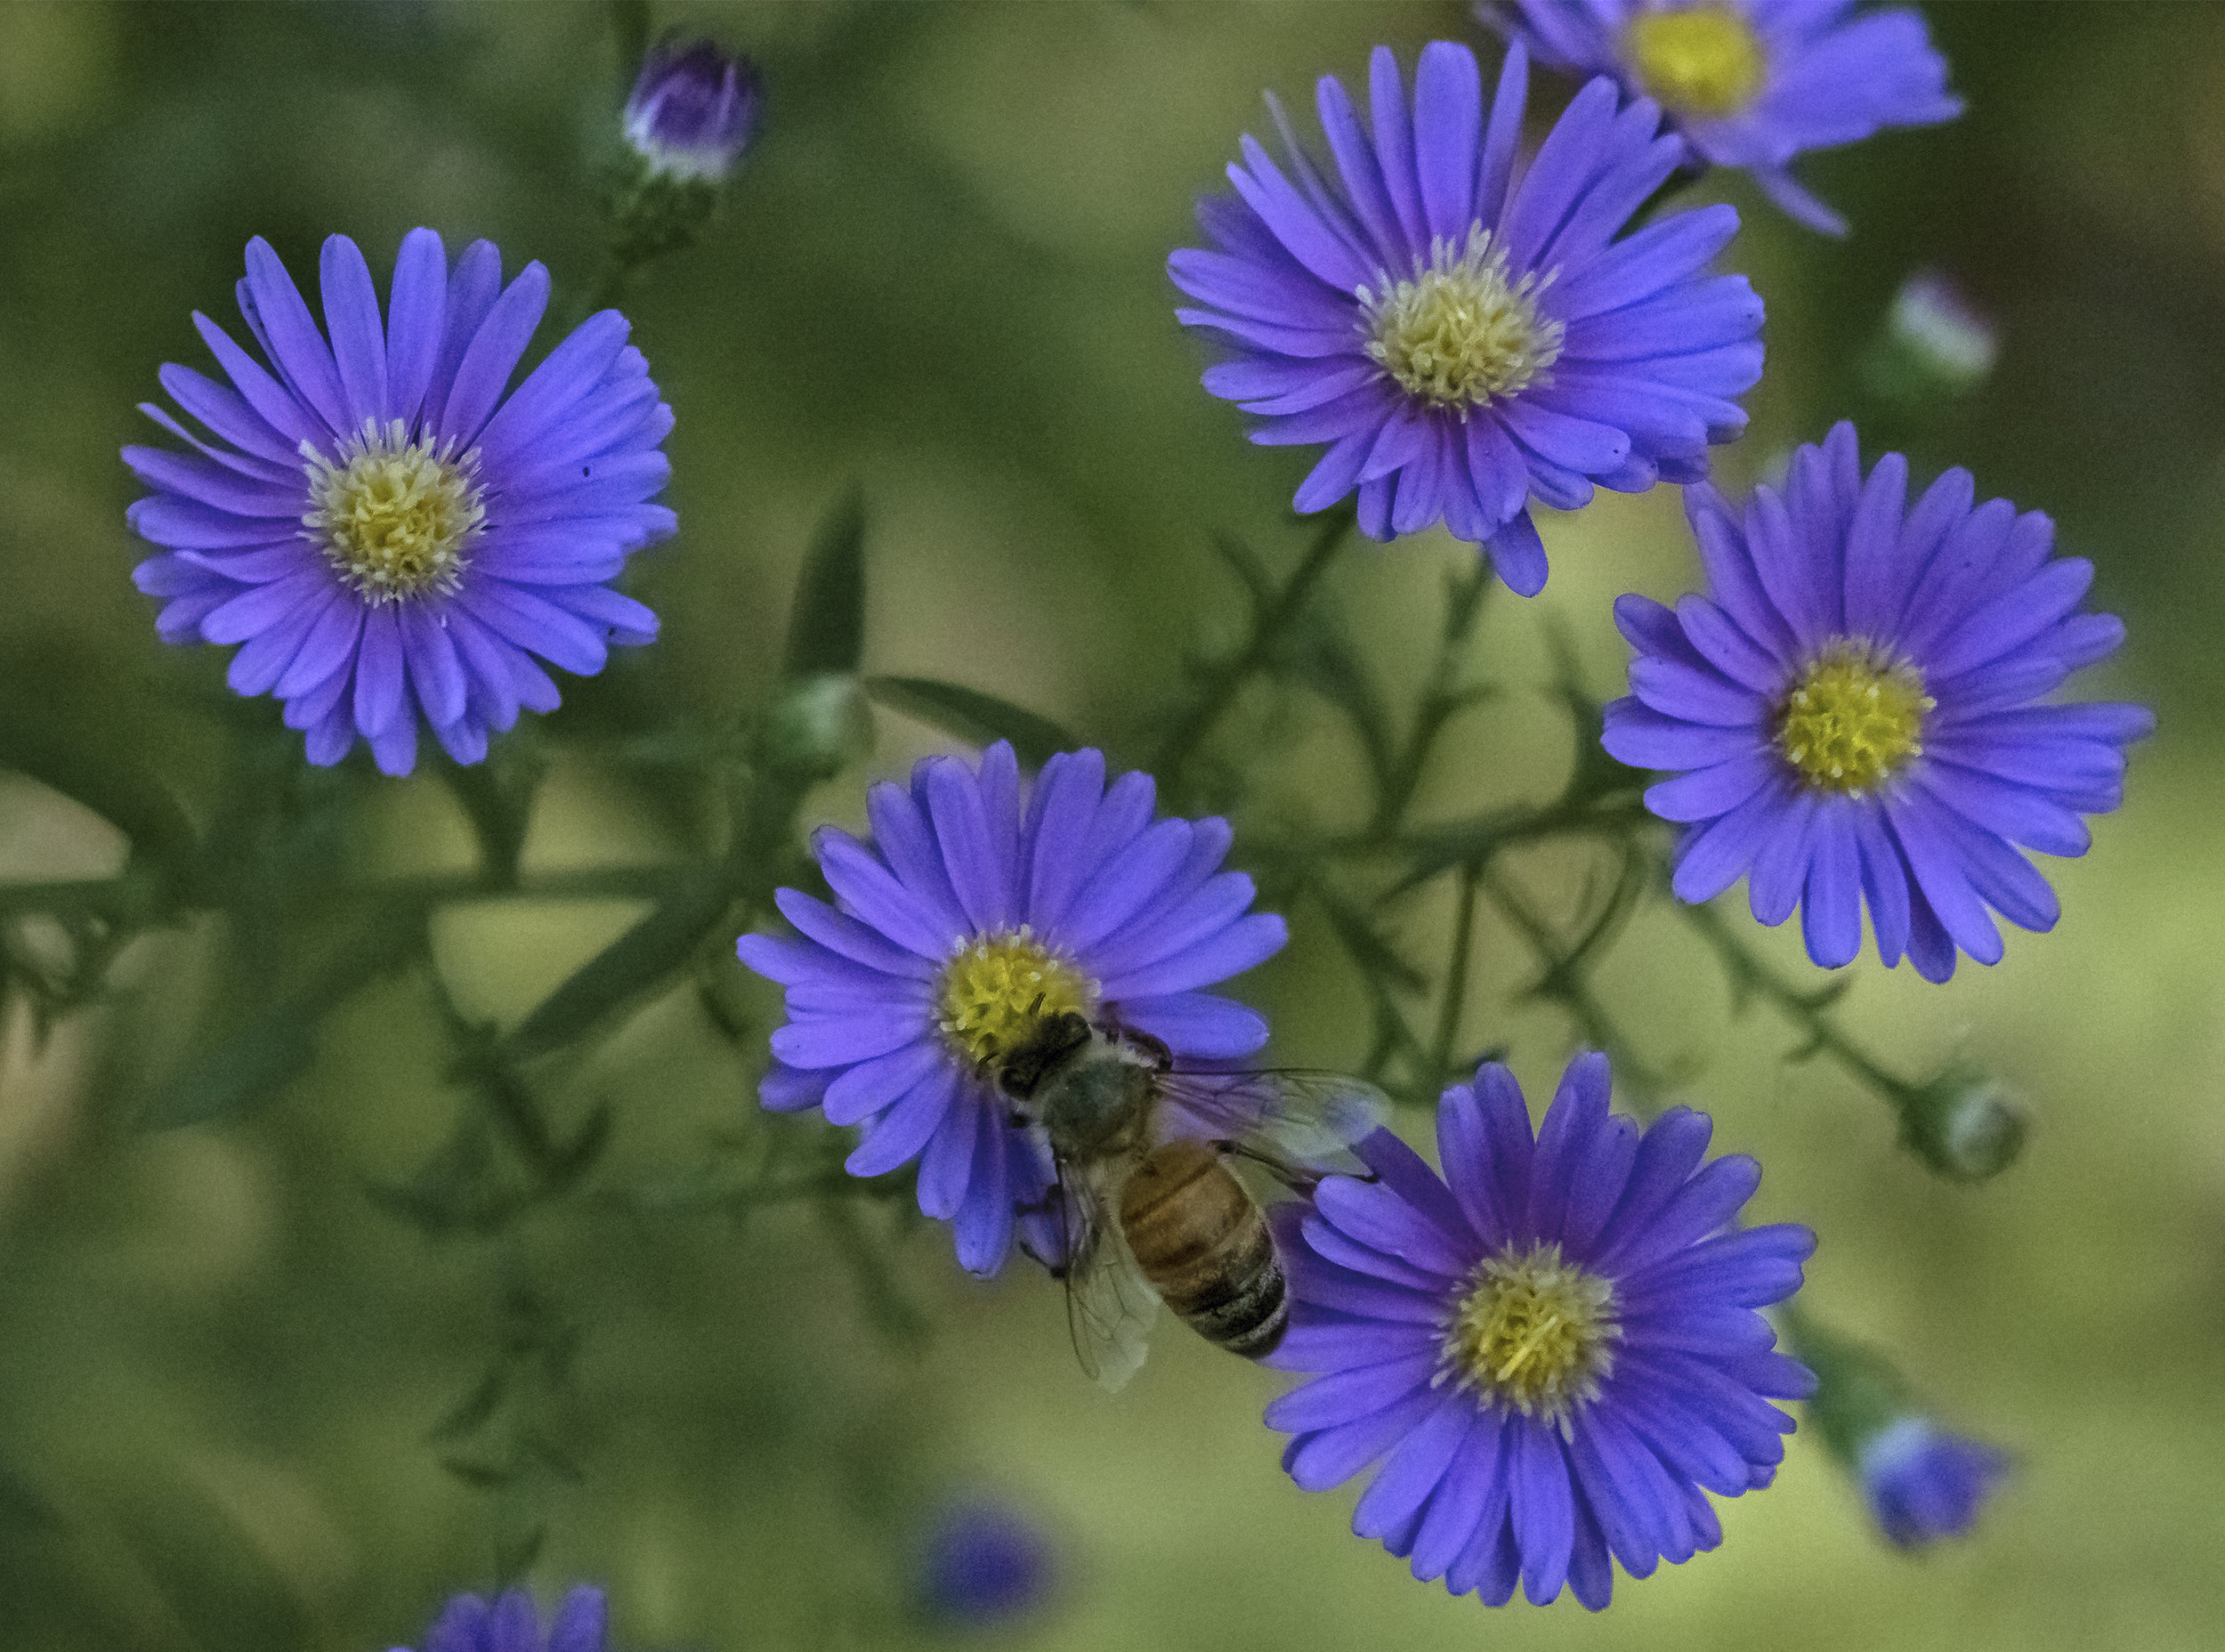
[1372,559,1493,838]
[1674,892,1922,1106]
[0,863,707,920]
[1429,861,1480,1094]
[1153,506,1356,784]
[1481,858,1673,1111]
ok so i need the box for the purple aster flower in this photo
[1858,1416,2011,1549]
[624,37,762,183]
[917,1497,1056,1625]
[736,742,1285,1276]
[125,231,675,775]
[393,1586,605,1652]
[1479,1,1962,234]
[1169,41,1761,596]
[1266,1053,1815,1608]
[1601,422,2155,981]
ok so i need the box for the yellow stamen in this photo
[1624,5,1768,120]
[1358,224,1562,416]
[303,418,484,603]
[936,927,1093,1068]
[1776,639,1933,797]
[1442,1243,1618,1422]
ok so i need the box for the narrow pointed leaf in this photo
[862,676,1076,769]
[783,489,869,678]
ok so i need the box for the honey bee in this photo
[995,1009,1388,1391]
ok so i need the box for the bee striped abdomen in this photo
[1119,1138,1288,1360]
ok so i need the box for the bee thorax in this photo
[1024,1032,1159,1158]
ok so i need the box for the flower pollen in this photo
[1777,639,1932,795]
[303,418,485,603]
[1624,5,1768,120]
[1441,1242,1618,1421]
[937,927,1092,1068]
[1359,224,1562,415]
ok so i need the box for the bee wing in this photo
[1153,1068,1389,1183]
[1054,1153,1160,1394]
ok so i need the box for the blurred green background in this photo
[1,2,2221,1648]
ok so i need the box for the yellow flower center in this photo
[1624,5,1768,119]
[303,418,485,603]
[1359,224,1563,416]
[1441,1243,1618,1422]
[1776,640,1933,796]
[936,927,1093,1068]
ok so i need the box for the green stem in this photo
[1153,505,1356,784]
[1428,861,1480,1093]
[1243,796,1655,879]
[1674,891,1922,1109]
[0,863,708,920]
[1372,558,1493,838]
[1481,859,1672,1111]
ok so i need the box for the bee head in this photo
[991,1008,1095,1101]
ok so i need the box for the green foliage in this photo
[0,4,2198,1647]
[783,489,870,680]
[502,873,735,1063]
[862,676,1079,771]
[0,668,197,884]
[141,909,424,1130]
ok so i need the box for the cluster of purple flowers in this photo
[111,5,2112,1630]
[724,12,2079,1611]
[1172,26,2147,980]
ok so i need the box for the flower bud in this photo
[1861,269,1998,410]
[915,1497,1056,1627]
[1857,1416,2013,1550]
[1784,1310,2011,1551]
[622,37,761,184]
[754,672,872,784]
[1898,1065,2027,1183]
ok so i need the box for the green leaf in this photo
[140,910,422,1130]
[439,1455,514,1490]
[101,1468,314,1652]
[428,1363,512,1446]
[783,489,869,679]
[0,683,196,879]
[503,872,733,1060]
[862,676,1076,769]
[494,1513,548,1587]
[1208,530,1273,615]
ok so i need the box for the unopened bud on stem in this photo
[1860,269,1997,412]
[623,37,760,184]
[604,38,762,279]
[1781,1309,2011,1551]
[756,673,872,784]
[1897,1064,2027,1182]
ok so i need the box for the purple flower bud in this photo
[623,37,760,183]
[1858,1417,2013,1549]
[917,1499,1056,1627]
